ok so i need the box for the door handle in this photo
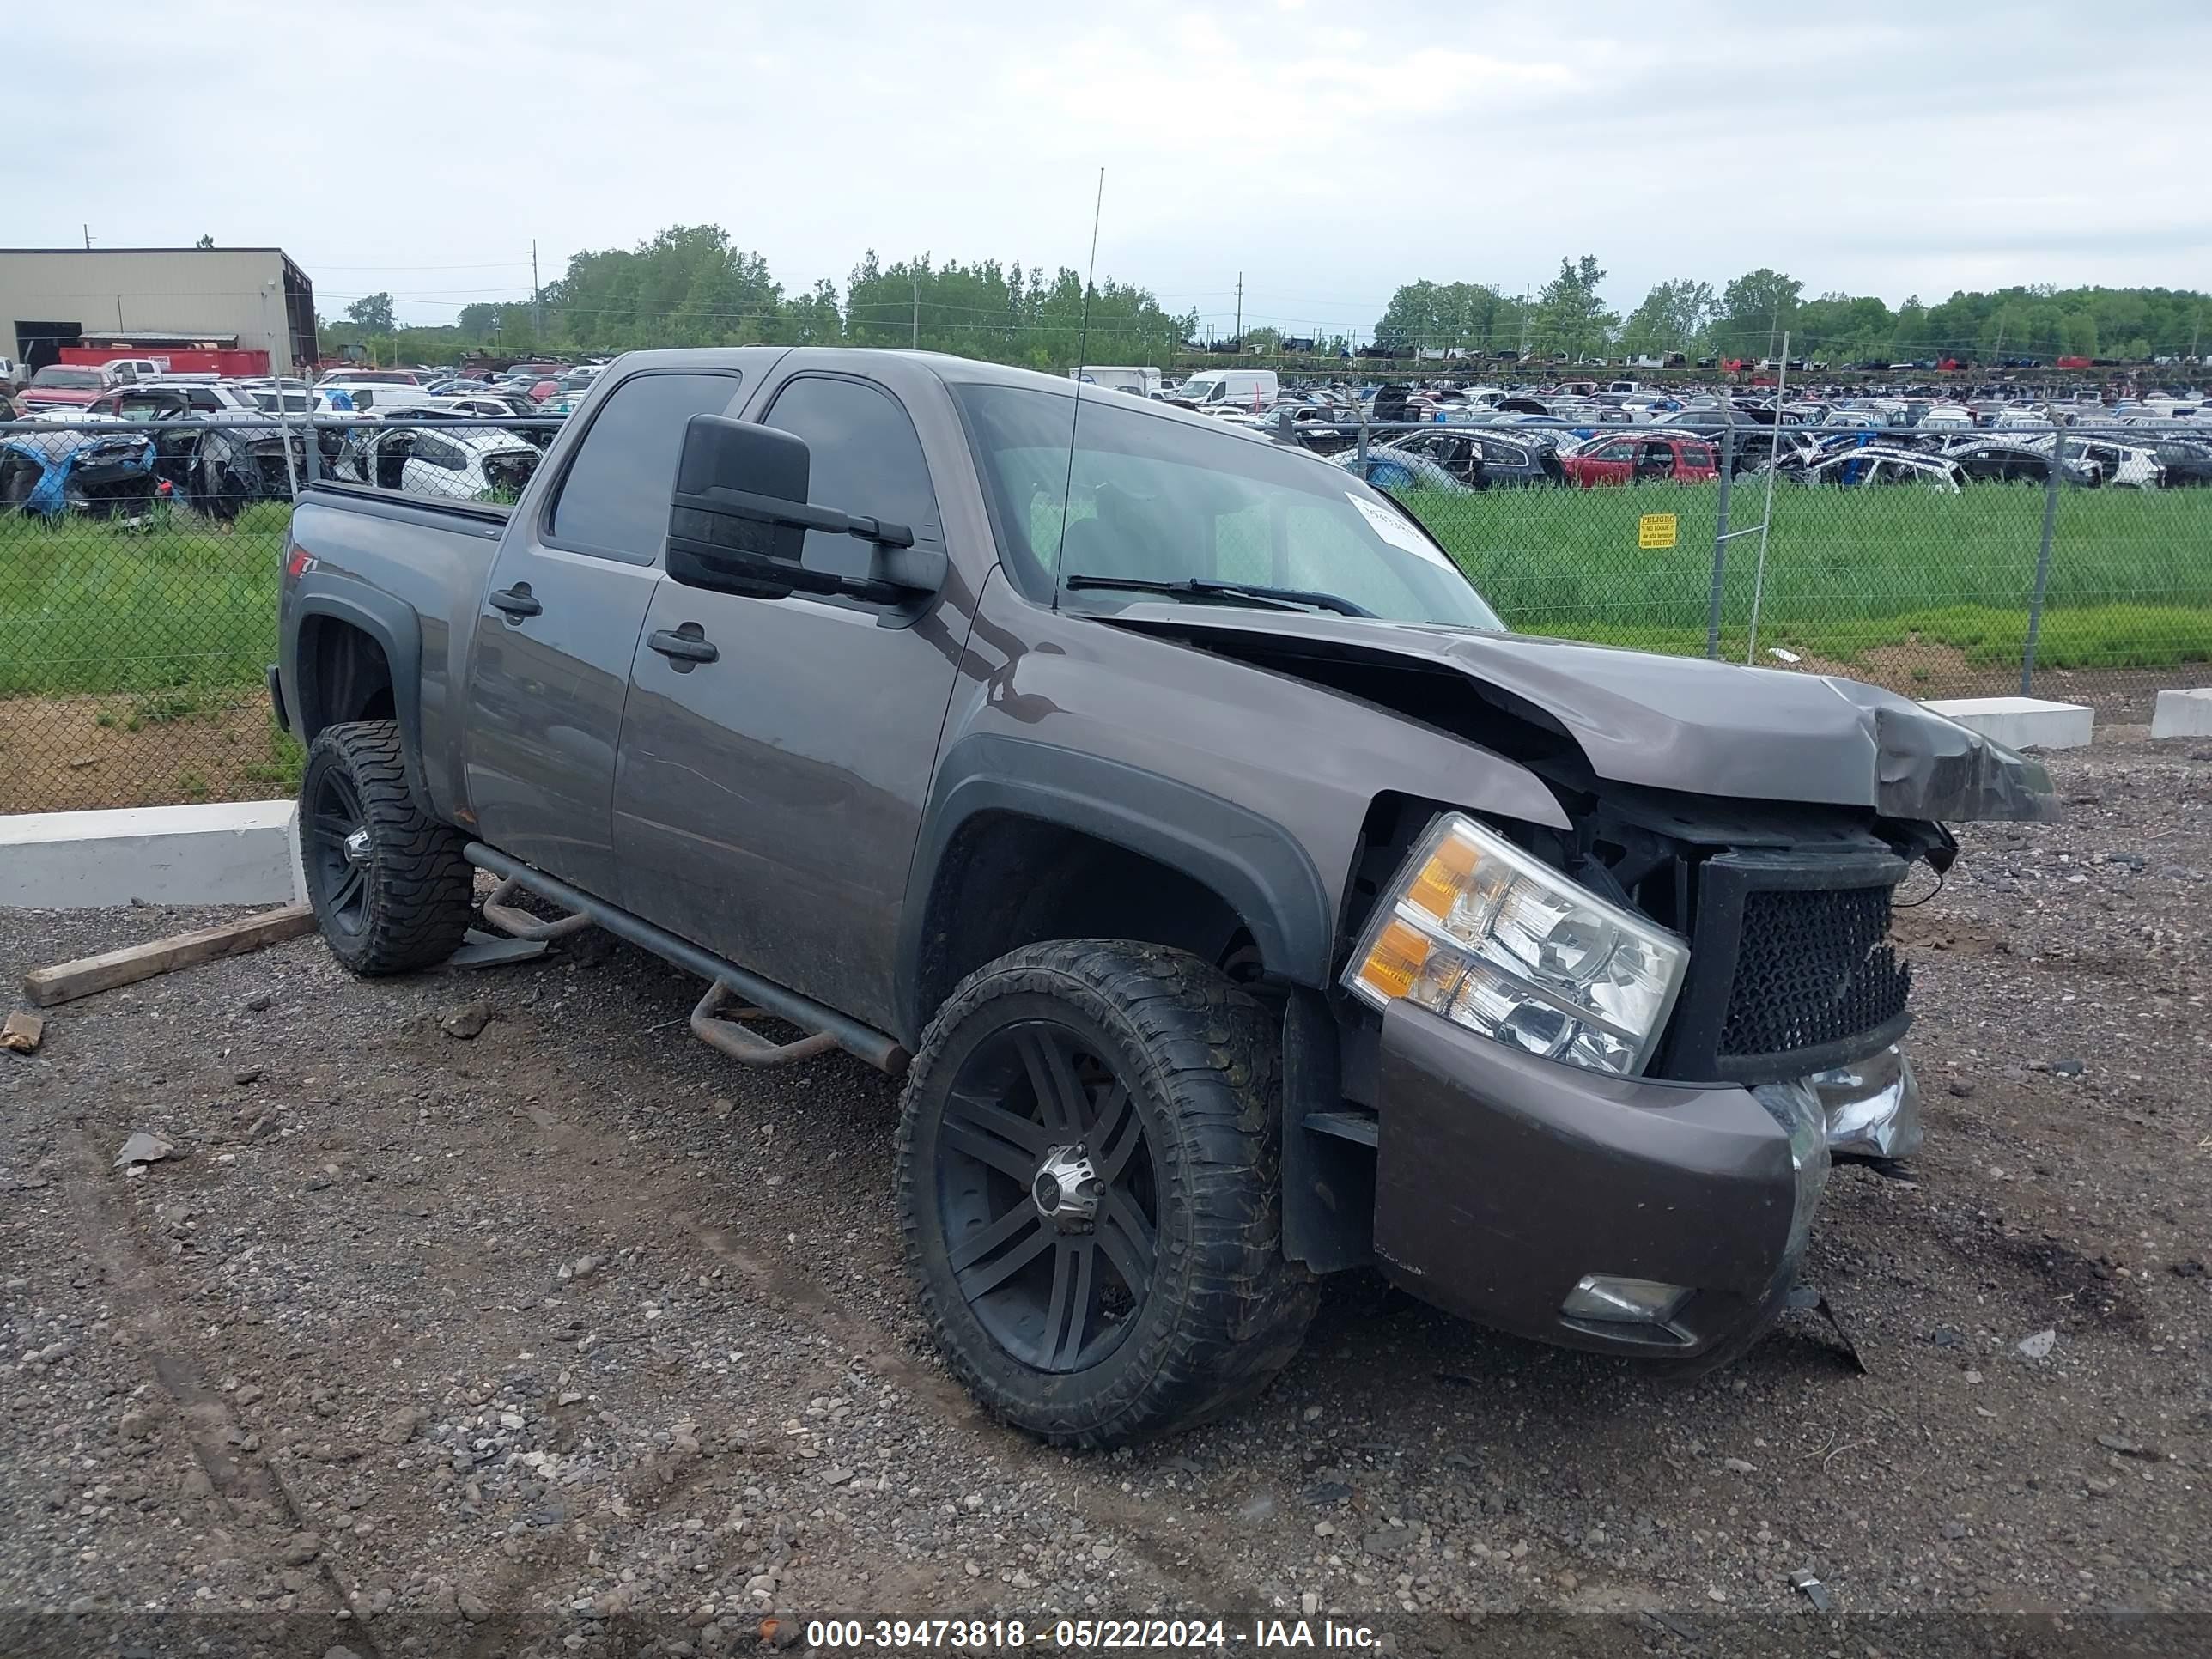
[489,585,541,618]
[647,628,719,665]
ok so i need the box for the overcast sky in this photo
[17,1,2210,334]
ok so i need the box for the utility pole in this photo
[911,267,920,350]
[82,224,92,249]
[1234,272,1243,351]
[531,240,542,343]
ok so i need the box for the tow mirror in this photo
[666,413,945,604]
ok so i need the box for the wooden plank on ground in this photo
[22,904,315,1008]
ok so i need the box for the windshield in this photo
[33,367,101,389]
[952,382,1502,629]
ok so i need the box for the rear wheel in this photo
[896,940,1316,1446]
[299,720,473,975]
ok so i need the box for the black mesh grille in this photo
[1718,885,1910,1061]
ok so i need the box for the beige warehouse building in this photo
[0,246,317,376]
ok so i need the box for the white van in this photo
[1071,365,1162,398]
[1171,368,1279,412]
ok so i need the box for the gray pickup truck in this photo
[273,348,2053,1445]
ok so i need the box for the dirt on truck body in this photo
[269,346,2055,1445]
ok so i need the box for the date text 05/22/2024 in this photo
[803,1618,1386,1650]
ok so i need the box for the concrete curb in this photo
[0,799,307,909]
[2150,688,2212,740]
[1922,696,2094,751]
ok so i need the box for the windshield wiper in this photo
[1062,574,1374,617]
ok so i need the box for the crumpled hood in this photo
[1106,606,2057,822]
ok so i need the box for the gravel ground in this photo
[3,728,2208,1656]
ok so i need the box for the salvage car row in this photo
[1131,374,2212,495]
[1302,417,2209,495]
[0,370,560,517]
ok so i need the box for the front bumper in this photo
[1814,1043,1923,1160]
[1372,1002,1840,1362]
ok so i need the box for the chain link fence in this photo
[1316,414,2212,706]
[0,410,547,814]
[4,407,2209,815]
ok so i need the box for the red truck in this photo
[1559,434,1718,487]
[19,363,112,410]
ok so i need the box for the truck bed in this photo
[301,479,513,531]
[284,484,511,821]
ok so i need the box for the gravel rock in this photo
[440,1001,493,1040]
[112,1132,175,1169]
[376,1407,429,1446]
[2,733,2207,1626]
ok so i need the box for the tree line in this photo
[317,226,2212,368]
[1374,260,2212,365]
[324,225,1193,368]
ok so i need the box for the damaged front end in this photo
[1812,1042,1922,1161]
[1112,611,2056,1364]
[0,429,158,518]
[1347,782,1944,1362]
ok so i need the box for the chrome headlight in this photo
[1341,812,1689,1077]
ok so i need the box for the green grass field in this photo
[1,481,2206,704]
[1,500,288,697]
[1400,479,2212,673]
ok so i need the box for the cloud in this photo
[9,0,2207,335]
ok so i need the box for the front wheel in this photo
[896,941,1316,1446]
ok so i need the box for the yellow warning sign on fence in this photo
[1638,513,1679,550]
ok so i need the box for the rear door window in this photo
[546,370,744,564]
[760,374,940,584]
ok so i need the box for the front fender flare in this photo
[896,733,1334,1042]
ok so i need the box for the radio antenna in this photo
[1050,167,1106,613]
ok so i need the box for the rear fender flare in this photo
[289,575,432,813]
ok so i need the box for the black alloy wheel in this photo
[896,939,1317,1446]
[935,1020,1162,1374]
[297,720,473,975]
[307,764,374,938]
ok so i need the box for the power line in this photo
[301,260,535,271]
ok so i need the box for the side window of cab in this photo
[758,374,941,585]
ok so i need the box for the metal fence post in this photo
[1357,400,1370,471]
[271,401,301,500]
[1706,417,1735,659]
[2021,423,2063,696]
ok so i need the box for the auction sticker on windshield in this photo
[1346,493,1453,569]
[1638,512,1679,550]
